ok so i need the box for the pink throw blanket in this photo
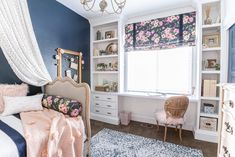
[20,108,85,157]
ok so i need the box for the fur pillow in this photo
[0,84,28,113]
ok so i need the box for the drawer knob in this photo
[107,105,112,107]
[229,100,234,108]
[107,112,112,115]
[95,103,100,106]
[225,122,233,135]
[205,123,211,126]
[107,98,112,100]
[95,110,100,113]
[95,96,100,99]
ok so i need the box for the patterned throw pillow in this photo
[42,94,82,117]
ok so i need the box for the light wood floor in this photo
[91,120,217,157]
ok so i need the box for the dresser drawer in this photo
[93,94,117,102]
[221,110,235,141]
[220,110,235,157]
[94,100,117,109]
[220,136,235,157]
[224,89,235,114]
[94,106,118,117]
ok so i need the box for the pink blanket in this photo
[20,108,85,157]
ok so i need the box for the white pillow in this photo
[1,94,43,116]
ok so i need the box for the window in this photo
[126,47,194,94]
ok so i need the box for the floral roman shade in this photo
[124,12,196,52]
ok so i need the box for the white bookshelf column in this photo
[195,0,222,143]
[90,20,121,125]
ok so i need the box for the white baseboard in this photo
[91,113,120,125]
[90,112,193,131]
[194,129,218,143]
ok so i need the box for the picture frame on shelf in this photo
[203,34,220,48]
[207,59,216,69]
[105,31,115,39]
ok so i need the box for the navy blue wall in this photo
[0,0,90,94]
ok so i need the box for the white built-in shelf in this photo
[202,23,221,29]
[202,70,220,74]
[200,112,219,118]
[93,71,118,74]
[93,38,118,44]
[92,91,118,95]
[93,55,118,59]
[201,96,220,101]
[197,129,218,135]
[202,47,221,52]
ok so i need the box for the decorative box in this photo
[95,86,109,92]
[200,117,217,131]
[203,103,215,114]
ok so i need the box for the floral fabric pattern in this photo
[42,95,82,117]
[182,12,196,46]
[124,24,134,52]
[124,12,196,51]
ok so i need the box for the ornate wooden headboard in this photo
[44,77,91,155]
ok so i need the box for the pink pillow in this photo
[0,84,28,113]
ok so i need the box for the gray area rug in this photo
[91,128,204,157]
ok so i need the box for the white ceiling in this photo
[56,0,196,20]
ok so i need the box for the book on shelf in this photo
[202,79,217,97]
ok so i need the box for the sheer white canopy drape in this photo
[0,0,52,86]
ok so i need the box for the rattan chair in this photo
[155,96,189,142]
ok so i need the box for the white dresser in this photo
[90,93,119,125]
[218,84,235,157]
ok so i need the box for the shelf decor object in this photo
[80,0,126,14]
[105,43,118,55]
[204,5,212,24]
[200,117,217,131]
[203,103,215,114]
[96,30,101,40]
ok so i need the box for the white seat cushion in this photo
[155,110,184,125]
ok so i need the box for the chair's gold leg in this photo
[179,124,182,141]
[156,121,159,131]
[164,124,168,142]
